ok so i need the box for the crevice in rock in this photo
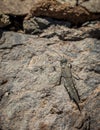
[2,15,26,32]
[0,14,100,36]
[0,43,24,50]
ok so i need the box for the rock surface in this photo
[23,17,71,34]
[27,0,100,25]
[80,0,100,13]
[23,17,52,34]
[0,0,38,15]
[58,0,100,13]
[0,21,100,129]
[0,0,100,130]
[0,0,100,29]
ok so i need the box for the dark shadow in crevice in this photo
[0,29,3,39]
[3,15,26,32]
[89,29,100,40]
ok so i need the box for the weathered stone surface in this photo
[23,17,71,34]
[57,0,76,5]
[40,21,100,40]
[79,0,100,13]
[0,0,38,15]
[73,86,100,130]
[0,0,100,24]
[59,0,100,13]
[0,0,100,28]
[26,0,100,25]
[0,22,100,129]
[23,17,51,34]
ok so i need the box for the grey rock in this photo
[23,17,71,34]
[86,64,100,74]
[59,0,100,12]
[40,21,100,40]
[94,64,100,74]
[0,0,38,15]
[26,0,100,25]
[79,0,100,13]
[23,17,51,34]
[0,23,100,130]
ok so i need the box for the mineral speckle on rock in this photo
[0,14,11,27]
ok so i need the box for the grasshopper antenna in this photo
[45,46,63,61]
[45,45,70,63]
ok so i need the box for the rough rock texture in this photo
[58,0,100,13]
[0,0,38,15]
[27,0,100,25]
[0,0,100,130]
[80,0,100,13]
[0,0,100,29]
[57,0,76,5]
[59,0,100,13]
[23,17,52,34]
[0,21,100,129]
[23,17,71,34]
[0,0,41,29]
[39,21,100,40]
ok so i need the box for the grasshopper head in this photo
[60,58,68,65]
[60,58,72,68]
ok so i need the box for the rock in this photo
[59,0,100,12]
[26,0,100,25]
[79,0,100,13]
[0,76,8,86]
[94,64,100,74]
[0,0,40,30]
[57,0,76,5]
[0,22,100,129]
[40,21,100,40]
[0,14,11,27]
[86,64,100,74]
[0,0,39,15]
[73,86,100,130]
[23,16,71,34]
[23,17,51,34]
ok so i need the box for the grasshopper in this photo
[59,58,81,111]
[47,47,81,111]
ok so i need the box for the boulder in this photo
[79,0,100,13]
[58,0,100,12]
[26,0,100,25]
[0,0,38,15]
[0,22,100,129]
[23,17,71,34]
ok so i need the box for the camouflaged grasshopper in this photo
[47,47,81,111]
[59,58,80,111]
